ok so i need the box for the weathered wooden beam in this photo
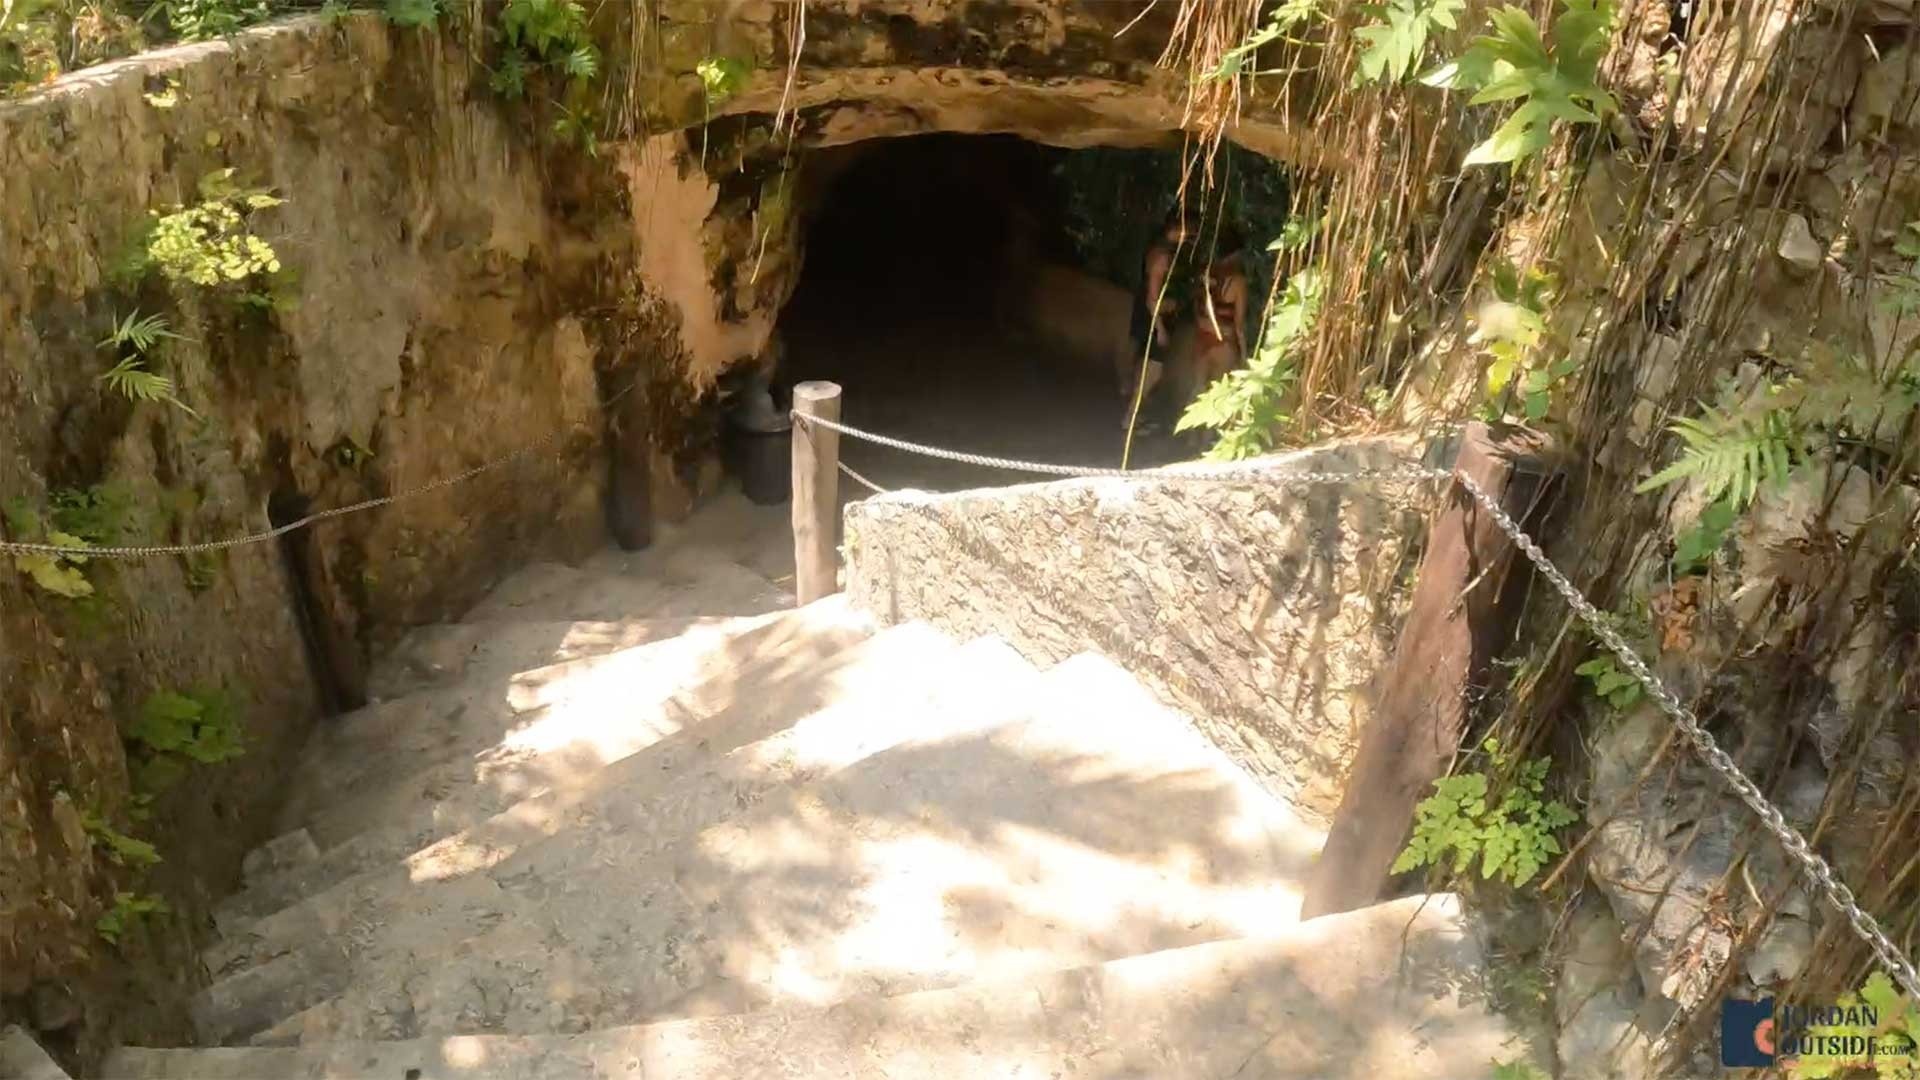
[1301,422,1555,920]
[791,381,843,605]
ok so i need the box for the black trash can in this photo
[723,387,792,506]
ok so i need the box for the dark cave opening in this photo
[765,132,1296,491]
[774,133,1176,490]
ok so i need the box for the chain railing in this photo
[0,382,637,562]
[795,409,1920,999]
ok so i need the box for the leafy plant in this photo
[1471,259,1573,422]
[131,169,284,290]
[160,0,274,42]
[1785,971,1920,1079]
[1490,1060,1551,1080]
[96,309,198,416]
[491,0,595,97]
[1633,391,1800,508]
[128,686,245,793]
[1178,266,1322,459]
[4,498,94,598]
[1392,737,1578,888]
[97,891,169,945]
[1574,654,1642,708]
[1353,0,1464,86]
[551,101,598,156]
[383,0,438,27]
[48,483,141,546]
[488,45,531,98]
[79,809,161,868]
[1423,0,1618,167]
[1202,0,1322,82]
[697,55,749,105]
[1671,497,1738,575]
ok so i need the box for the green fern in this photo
[1176,267,1322,460]
[1423,1,1617,167]
[1353,0,1464,86]
[1634,395,1800,509]
[97,309,182,356]
[99,357,200,417]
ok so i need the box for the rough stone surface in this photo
[845,436,1433,821]
[106,894,1533,1080]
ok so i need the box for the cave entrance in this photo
[775,133,1191,491]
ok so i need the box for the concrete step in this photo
[220,601,870,930]
[270,599,854,839]
[109,894,1537,1079]
[0,1026,70,1080]
[191,624,1021,1043]
[367,615,735,699]
[462,557,791,624]
[192,652,1324,1044]
[202,625,1020,984]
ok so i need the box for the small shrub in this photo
[129,685,246,793]
[97,891,169,945]
[1392,737,1578,888]
[491,0,596,100]
[129,169,284,291]
[161,0,275,42]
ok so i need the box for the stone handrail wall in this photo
[843,436,1442,822]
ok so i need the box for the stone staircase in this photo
[99,493,1532,1079]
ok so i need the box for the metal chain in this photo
[811,409,1919,994]
[0,382,638,561]
[1449,470,1920,999]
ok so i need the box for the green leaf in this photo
[1463,100,1555,166]
[383,0,439,27]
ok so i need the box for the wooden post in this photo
[1301,423,1555,920]
[791,381,843,605]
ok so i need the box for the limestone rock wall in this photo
[0,17,675,1069]
[844,438,1434,821]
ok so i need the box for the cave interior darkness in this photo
[773,133,1191,491]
